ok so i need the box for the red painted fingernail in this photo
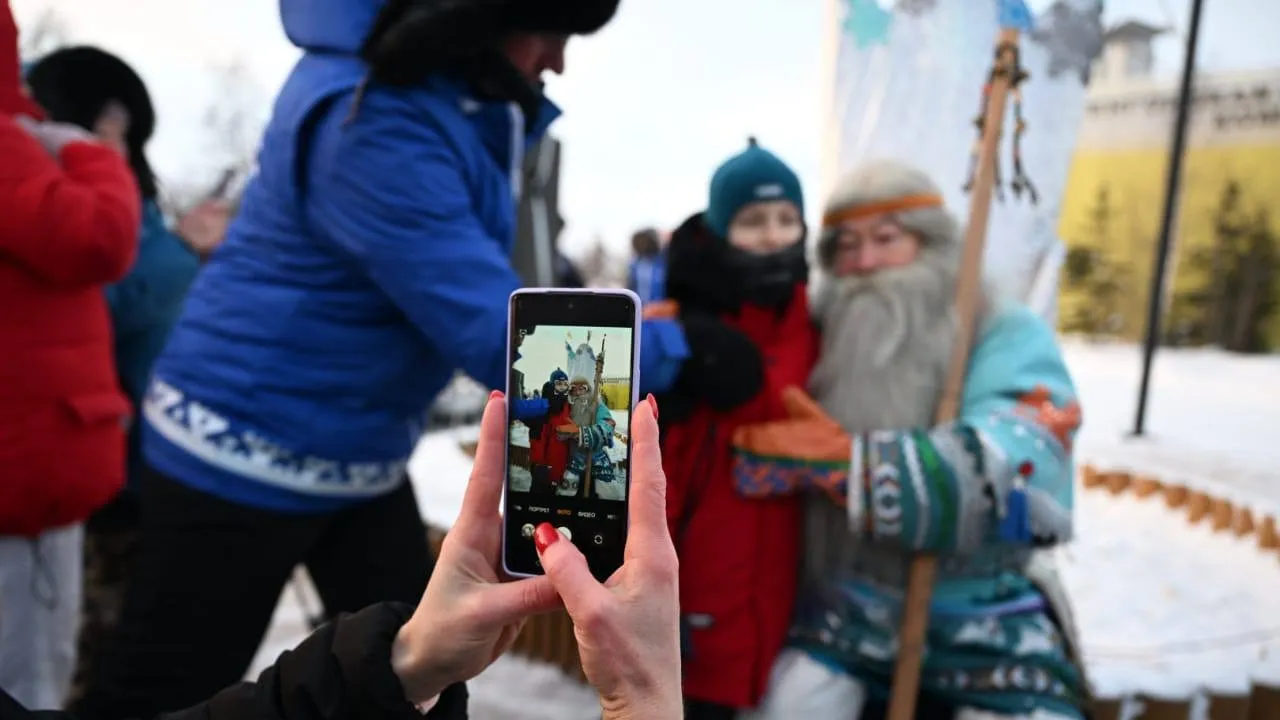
[533,522,559,554]
[646,393,659,419]
[489,390,504,400]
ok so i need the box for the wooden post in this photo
[1091,697,1125,720]
[1211,498,1236,532]
[885,26,1021,720]
[1137,696,1192,719]
[1187,491,1211,524]
[1209,692,1251,720]
[1258,516,1280,550]
[1133,474,1163,498]
[1247,683,1280,720]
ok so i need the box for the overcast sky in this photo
[12,0,1280,255]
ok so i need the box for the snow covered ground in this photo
[248,340,1280,717]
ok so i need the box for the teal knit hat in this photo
[705,137,804,239]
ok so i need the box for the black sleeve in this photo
[0,604,471,720]
[199,602,467,720]
[672,313,765,413]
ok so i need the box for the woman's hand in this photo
[391,391,561,704]
[535,395,683,719]
[177,200,232,258]
[93,100,130,155]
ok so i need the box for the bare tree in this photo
[577,235,627,288]
[182,57,268,212]
[18,7,70,60]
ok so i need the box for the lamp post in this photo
[1131,0,1207,437]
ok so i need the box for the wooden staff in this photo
[580,335,607,500]
[885,26,1023,720]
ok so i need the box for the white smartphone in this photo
[501,288,642,581]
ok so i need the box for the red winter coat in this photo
[0,82,141,533]
[528,398,573,486]
[662,283,819,709]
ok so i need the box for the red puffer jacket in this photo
[656,214,820,710]
[0,16,141,535]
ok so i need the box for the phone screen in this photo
[504,291,638,581]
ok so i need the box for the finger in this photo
[782,387,832,427]
[534,523,610,618]
[469,575,561,628]
[456,392,507,527]
[626,396,669,546]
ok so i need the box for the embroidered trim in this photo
[912,429,958,550]
[899,432,932,550]
[143,377,407,496]
[848,435,866,530]
[866,432,904,540]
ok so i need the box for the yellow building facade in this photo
[1057,25,1280,351]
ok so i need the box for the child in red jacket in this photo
[652,138,819,719]
[0,1,141,708]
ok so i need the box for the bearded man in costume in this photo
[732,160,1086,720]
[559,376,618,498]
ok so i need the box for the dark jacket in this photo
[0,604,467,720]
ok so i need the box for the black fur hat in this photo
[361,0,620,85]
[26,46,158,199]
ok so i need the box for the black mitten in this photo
[677,314,765,411]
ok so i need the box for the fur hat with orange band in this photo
[815,159,961,272]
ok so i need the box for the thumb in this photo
[534,523,607,619]
[469,575,561,628]
[782,387,836,428]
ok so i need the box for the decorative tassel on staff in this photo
[886,5,1032,717]
[961,37,1039,205]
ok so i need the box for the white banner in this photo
[823,0,1105,312]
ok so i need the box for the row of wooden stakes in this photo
[1080,465,1280,551]
[1091,685,1280,720]
[1082,464,1279,719]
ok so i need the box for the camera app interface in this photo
[506,297,635,580]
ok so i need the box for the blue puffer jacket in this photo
[141,0,690,513]
[106,200,200,487]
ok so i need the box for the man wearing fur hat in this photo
[732,160,1086,719]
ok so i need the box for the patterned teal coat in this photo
[734,305,1085,718]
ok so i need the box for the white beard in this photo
[569,393,595,428]
[808,244,969,432]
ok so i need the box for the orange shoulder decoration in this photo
[642,300,680,321]
[1014,385,1082,452]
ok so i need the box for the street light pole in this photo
[1131,0,1207,437]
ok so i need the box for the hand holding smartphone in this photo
[502,288,641,582]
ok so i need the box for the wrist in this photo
[600,691,683,720]
[390,622,450,706]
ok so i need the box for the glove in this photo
[732,387,853,504]
[677,313,765,411]
[13,115,97,156]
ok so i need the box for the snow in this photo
[248,340,1280,716]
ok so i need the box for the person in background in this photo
[3,393,683,720]
[554,249,587,288]
[645,138,819,719]
[0,1,141,708]
[627,226,665,304]
[71,2,689,718]
[23,45,232,706]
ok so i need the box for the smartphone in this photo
[502,288,642,582]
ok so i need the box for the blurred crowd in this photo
[1,1,1085,719]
